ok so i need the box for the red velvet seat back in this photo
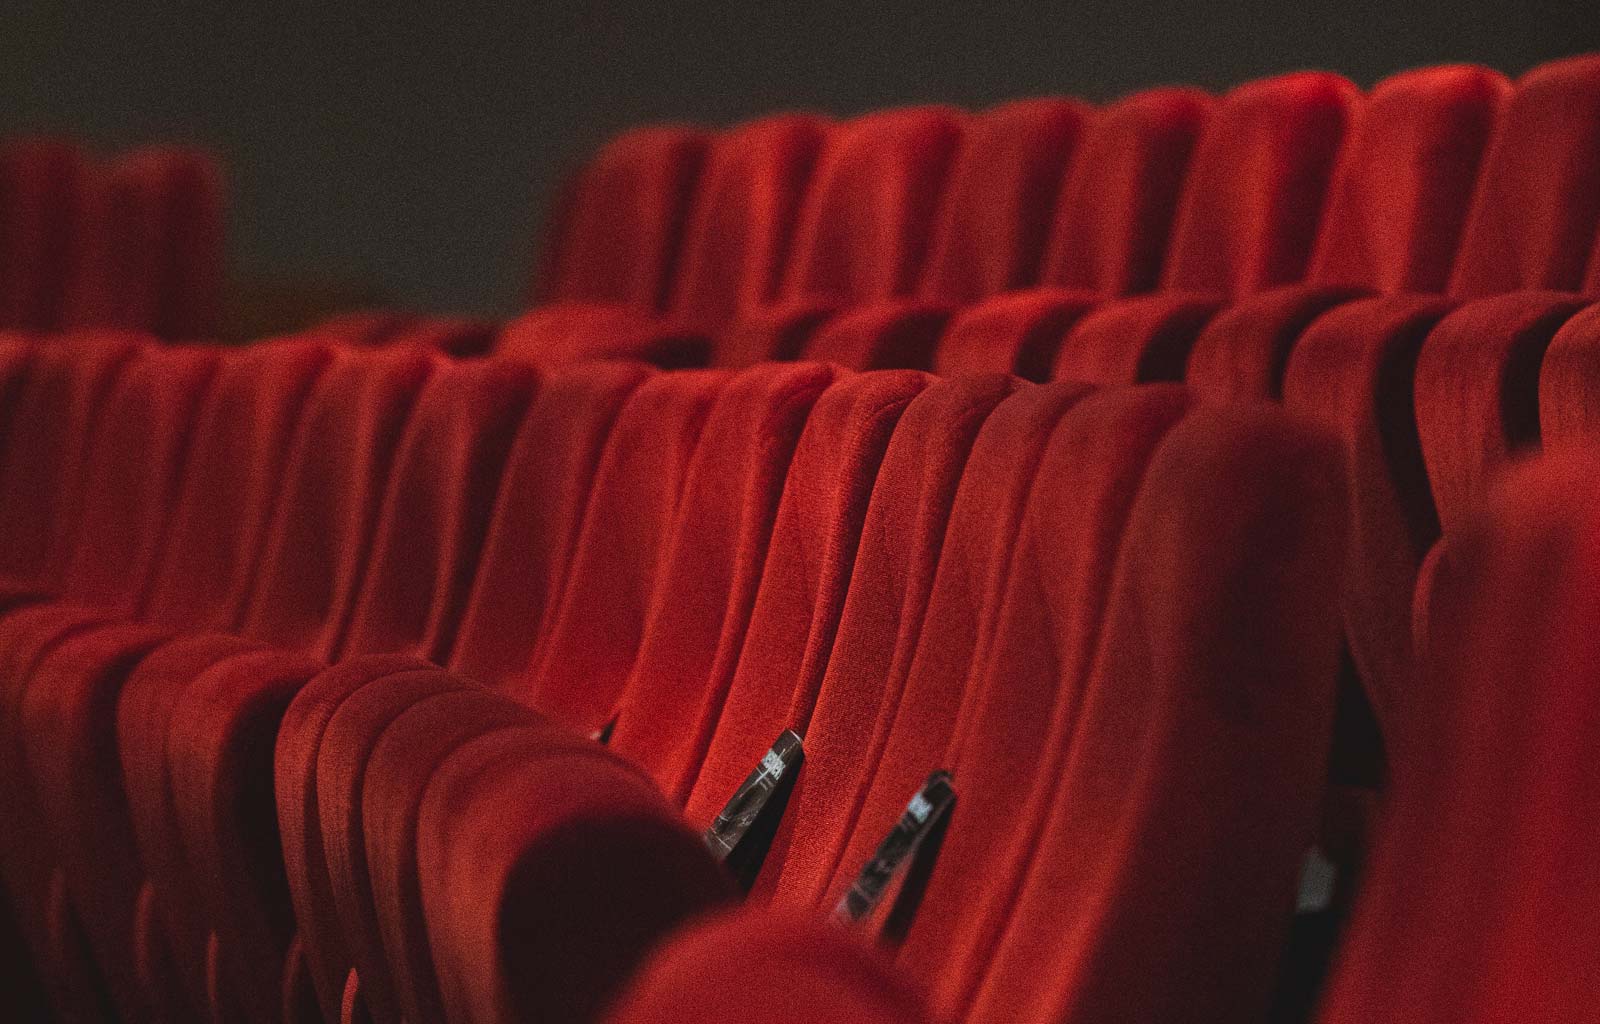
[752,374,1019,905]
[447,361,652,686]
[0,138,85,331]
[1043,87,1213,296]
[822,381,1097,906]
[54,344,220,613]
[0,333,138,586]
[65,147,224,340]
[1316,454,1600,1024]
[1448,54,1600,298]
[522,370,729,733]
[680,371,932,821]
[897,386,1192,1018]
[608,362,839,794]
[0,335,31,457]
[236,348,436,655]
[1309,65,1508,293]
[536,125,711,309]
[964,404,1345,1024]
[776,107,965,305]
[333,359,539,663]
[603,911,932,1024]
[139,340,333,631]
[1181,66,1506,405]
[927,89,1210,381]
[1160,71,1357,296]
[667,115,830,326]
[914,98,1090,304]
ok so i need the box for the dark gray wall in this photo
[3,1,1595,317]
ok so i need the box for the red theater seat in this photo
[0,333,140,600]
[714,107,964,367]
[1050,71,1358,387]
[268,361,650,1022]
[606,362,838,790]
[1282,53,1600,740]
[0,343,218,1018]
[1315,453,1600,1024]
[339,365,828,1021]
[676,371,931,817]
[933,87,1211,378]
[1539,302,1600,447]
[504,115,828,367]
[116,347,436,1019]
[1186,65,1508,403]
[745,374,1020,903]
[800,98,1089,369]
[954,404,1345,1024]
[445,360,655,687]
[534,124,711,309]
[417,725,732,1024]
[64,147,225,341]
[520,369,729,733]
[16,340,331,1022]
[602,910,932,1024]
[0,138,87,332]
[890,385,1194,1018]
[818,379,1098,911]
[276,366,710,1021]
[161,357,536,1021]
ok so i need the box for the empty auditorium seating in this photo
[5,49,1600,1024]
[502,116,827,368]
[0,139,86,333]
[1283,53,1600,743]
[602,911,932,1024]
[1186,64,1508,403]
[64,146,226,341]
[796,98,1088,370]
[1314,453,1600,1023]
[711,106,964,367]
[534,125,711,310]
[0,342,220,1017]
[1,139,224,340]
[933,86,1209,379]
[1043,71,1358,387]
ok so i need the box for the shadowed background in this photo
[3,0,1594,320]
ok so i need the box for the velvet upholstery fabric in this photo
[1447,54,1600,298]
[1315,453,1600,1024]
[0,138,86,332]
[0,345,220,1018]
[678,371,932,820]
[820,380,1098,908]
[63,147,225,340]
[1052,71,1358,388]
[277,363,650,1021]
[753,374,1018,906]
[799,95,1093,373]
[188,358,540,1021]
[504,115,828,368]
[416,725,734,1024]
[120,348,437,1020]
[1186,65,1508,404]
[933,87,1212,378]
[714,107,964,367]
[602,910,932,1024]
[961,403,1345,1024]
[894,385,1194,1018]
[535,124,710,309]
[521,369,727,733]
[17,341,331,1022]
[608,363,837,793]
